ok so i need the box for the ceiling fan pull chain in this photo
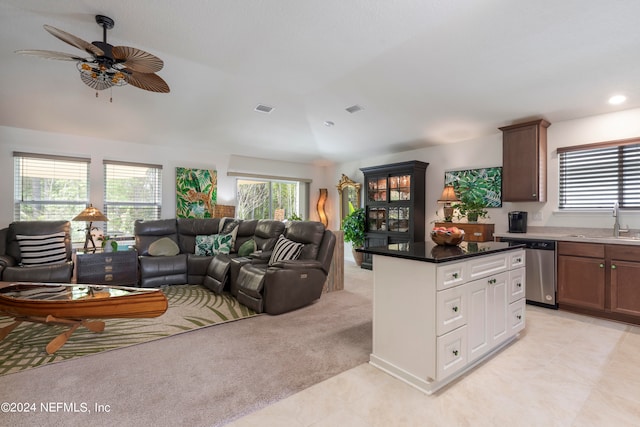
[110,87,113,103]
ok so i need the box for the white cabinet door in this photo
[436,285,467,336]
[436,325,467,380]
[467,272,509,363]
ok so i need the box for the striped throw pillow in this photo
[16,232,67,266]
[268,235,304,266]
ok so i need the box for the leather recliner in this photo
[236,221,336,315]
[203,219,285,294]
[0,221,74,283]
[135,219,188,288]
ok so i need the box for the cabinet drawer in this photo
[436,325,467,380]
[436,285,467,336]
[508,298,526,336]
[467,253,508,281]
[509,250,526,269]
[508,267,526,303]
[557,241,604,258]
[436,261,466,290]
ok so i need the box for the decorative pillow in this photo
[212,233,233,255]
[237,239,257,257]
[195,235,216,256]
[221,219,240,249]
[16,232,67,266]
[268,235,304,266]
[149,237,180,256]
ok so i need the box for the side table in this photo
[76,250,139,286]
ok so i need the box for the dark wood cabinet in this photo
[557,241,640,324]
[434,222,495,242]
[76,250,139,286]
[500,119,550,202]
[360,161,428,270]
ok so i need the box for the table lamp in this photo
[73,204,109,252]
[437,185,460,222]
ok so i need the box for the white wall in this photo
[332,107,640,245]
[0,126,333,228]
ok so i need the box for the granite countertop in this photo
[494,226,640,246]
[358,241,523,263]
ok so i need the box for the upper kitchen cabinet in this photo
[360,160,428,270]
[499,119,550,202]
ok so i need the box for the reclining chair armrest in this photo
[0,254,16,269]
[269,260,323,270]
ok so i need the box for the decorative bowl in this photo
[430,229,465,246]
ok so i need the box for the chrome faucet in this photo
[613,202,629,237]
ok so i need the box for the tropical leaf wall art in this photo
[445,167,502,208]
[176,167,217,218]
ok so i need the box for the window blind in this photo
[13,152,90,222]
[558,141,640,209]
[103,160,162,236]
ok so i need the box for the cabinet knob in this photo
[516,314,522,320]
[452,306,459,312]
[452,272,458,279]
[516,282,522,288]
[452,349,459,356]
[599,263,604,268]
[532,193,537,198]
[488,278,497,284]
[611,265,617,270]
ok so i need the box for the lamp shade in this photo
[73,204,109,222]
[317,188,328,228]
[437,185,460,203]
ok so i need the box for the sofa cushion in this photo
[16,232,67,266]
[212,234,233,255]
[238,239,257,257]
[195,235,216,256]
[268,235,303,266]
[149,237,181,256]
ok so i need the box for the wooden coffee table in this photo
[0,282,168,354]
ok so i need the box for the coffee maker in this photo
[508,211,528,233]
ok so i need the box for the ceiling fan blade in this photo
[112,46,164,73]
[15,49,86,61]
[44,24,104,57]
[123,71,170,93]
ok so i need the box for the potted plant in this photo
[342,208,366,266]
[453,194,489,223]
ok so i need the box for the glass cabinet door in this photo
[368,207,387,231]
[387,207,410,232]
[389,174,411,201]
[367,177,387,202]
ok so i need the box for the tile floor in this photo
[228,263,640,427]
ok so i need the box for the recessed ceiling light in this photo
[608,95,627,105]
[324,121,335,127]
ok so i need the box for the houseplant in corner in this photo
[342,207,366,266]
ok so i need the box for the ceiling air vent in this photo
[254,104,275,114]
[345,104,364,114]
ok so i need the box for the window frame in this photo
[558,137,640,210]
[103,159,163,237]
[13,151,90,234]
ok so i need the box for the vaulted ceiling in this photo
[2,0,640,164]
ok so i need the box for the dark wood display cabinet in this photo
[76,250,139,286]
[360,160,428,270]
[557,241,640,325]
[500,119,550,202]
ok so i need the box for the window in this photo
[558,138,640,209]
[104,160,162,236]
[14,152,90,241]
[236,178,301,220]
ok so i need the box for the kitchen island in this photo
[360,241,526,394]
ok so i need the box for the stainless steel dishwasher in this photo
[500,238,557,309]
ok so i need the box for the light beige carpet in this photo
[0,285,257,376]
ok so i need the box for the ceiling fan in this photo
[16,15,170,94]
